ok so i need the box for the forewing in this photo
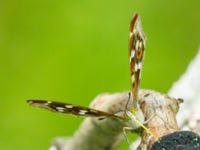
[129,14,146,104]
[27,100,123,119]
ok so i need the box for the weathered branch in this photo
[136,90,181,150]
[50,90,181,150]
[50,51,200,150]
[132,50,200,149]
[168,50,200,139]
[50,92,130,150]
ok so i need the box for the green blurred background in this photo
[0,0,200,149]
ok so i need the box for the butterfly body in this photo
[125,110,145,129]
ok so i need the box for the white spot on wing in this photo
[130,50,135,62]
[65,105,73,108]
[44,101,52,106]
[129,32,133,37]
[133,29,137,34]
[57,109,64,112]
[135,61,142,72]
[139,41,143,49]
[79,110,87,115]
[56,107,65,112]
[138,61,143,79]
[138,62,142,70]
[136,41,140,52]
[135,63,138,71]
[131,75,135,84]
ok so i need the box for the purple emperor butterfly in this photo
[27,14,154,137]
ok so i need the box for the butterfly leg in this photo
[125,92,131,110]
[126,111,159,139]
[123,126,134,145]
[98,93,131,121]
[110,92,131,117]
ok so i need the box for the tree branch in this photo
[50,90,182,150]
[168,50,200,133]
[50,51,200,150]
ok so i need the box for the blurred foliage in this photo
[0,0,200,149]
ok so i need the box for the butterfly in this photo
[27,14,154,138]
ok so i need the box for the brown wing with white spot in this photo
[129,14,146,106]
[27,100,124,119]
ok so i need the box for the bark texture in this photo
[50,51,200,150]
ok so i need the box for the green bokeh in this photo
[0,0,200,149]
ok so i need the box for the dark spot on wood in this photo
[177,98,184,103]
[144,93,150,98]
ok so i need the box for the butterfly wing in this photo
[129,14,146,106]
[27,100,124,119]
